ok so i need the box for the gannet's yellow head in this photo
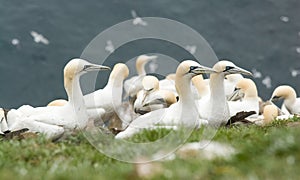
[176,60,216,79]
[263,104,278,124]
[271,85,297,102]
[235,78,258,98]
[110,63,129,80]
[142,75,159,91]
[136,55,157,75]
[64,58,110,92]
[213,60,252,76]
[64,59,110,78]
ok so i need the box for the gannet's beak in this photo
[226,66,252,76]
[270,96,281,102]
[228,88,244,101]
[189,65,216,75]
[148,55,157,60]
[83,64,111,72]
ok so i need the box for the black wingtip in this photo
[226,111,256,126]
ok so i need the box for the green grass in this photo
[1,117,300,179]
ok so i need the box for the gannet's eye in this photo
[83,65,93,71]
[224,66,234,72]
[234,87,241,91]
[189,66,198,71]
[273,96,280,100]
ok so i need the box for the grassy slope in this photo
[0,117,299,180]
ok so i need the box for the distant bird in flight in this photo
[131,10,147,26]
[30,31,49,45]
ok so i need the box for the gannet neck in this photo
[175,73,194,104]
[136,56,148,75]
[209,73,226,102]
[136,55,156,75]
[64,75,83,106]
[192,75,209,97]
[107,63,129,88]
[208,72,230,123]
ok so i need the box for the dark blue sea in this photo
[0,0,299,108]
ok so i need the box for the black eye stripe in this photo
[83,65,93,70]
[190,66,198,71]
[224,66,234,72]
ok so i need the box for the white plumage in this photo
[134,75,177,114]
[124,55,157,98]
[1,59,110,139]
[116,60,216,139]
[270,85,300,114]
[228,78,259,117]
[197,60,252,126]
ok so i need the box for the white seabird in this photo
[227,78,260,117]
[270,85,300,114]
[191,75,210,100]
[197,60,252,126]
[115,60,216,139]
[2,59,110,139]
[134,75,177,114]
[30,31,49,45]
[84,63,129,123]
[124,55,157,98]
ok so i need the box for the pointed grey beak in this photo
[232,66,252,76]
[227,88,244,101]
[190,65,216,75]
[84,64,111,72]
[147,55,157,60]
[270,96,281,102]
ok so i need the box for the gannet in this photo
[270,85,300,114]
[250,104,294,125]
[84,63,129,123]
[197,60,252,126]
[47,99,68,106]
[224,74,243,98]
[3,59,110,139]
[134,75,177,114]
[191,75,210,99]
[115,60,216,139]
[227,78,259,117]
[124,55,157,98]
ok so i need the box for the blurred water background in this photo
[0,0,299,108]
